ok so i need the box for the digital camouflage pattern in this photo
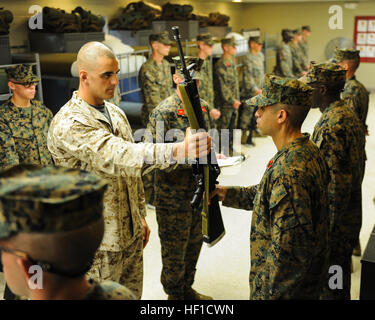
[299,39,309,67]
[312,99,365,300]
[48,91,176,298]
[144,92,211,297]
[303,62,346,85]
[334,48,360,62]
[0,164,107,238]
[5,64,39,83]
[197,33,215,46]
[222,134,330,299]
[138,56,173,204]
[84,279,136,300]
[149,31,173,45]
[248,74,313,108]
[241,50,265,98]
[273,42,295,78]
[0,99,54,171]
[198,58,214,108]
[138,57,173,126]
[214,55,239,129]
[342,76,369,132]
[87,238,143,299]
[239,50,264,131]
[221,37,235,46]
[289,42,306,78]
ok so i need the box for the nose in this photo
[111,75,119,86]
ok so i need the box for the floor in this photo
[141,93,375,300]
[0,94,374,300]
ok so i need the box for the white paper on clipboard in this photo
[217,155,248,167]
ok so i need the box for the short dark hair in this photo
[302,26,311,32]
[273,103,310,129]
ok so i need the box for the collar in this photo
[347,75,356,81]
[267,133,310,170]
[71,91,112,126]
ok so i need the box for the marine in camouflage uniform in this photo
[240,36,265,135]
[0,164,135,300]
[273,29,295,78]
[48,89,180,299]
[334,48,369,257]
[197,33,215,109]
[138,31,174,205]
[139,31,174,127]
[0,65,53,171]
[304,62,366,299]
[299,26,311,68]
[334,48,369,134]
[289,29,307,78]
[214,37,240,131]
[220,75,330,299]
[144,63,213,300]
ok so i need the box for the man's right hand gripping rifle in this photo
[171,26,225,246]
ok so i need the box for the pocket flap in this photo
[269,183,288,209]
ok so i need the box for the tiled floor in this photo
[0,94,374,300]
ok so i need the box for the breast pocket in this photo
[12,132,36,163]
[270,184,300,232]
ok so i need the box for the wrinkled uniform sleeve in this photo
[266,178,316,299]
[48,116,175,178]
[316,129,352,228]
[0,119,19,170]
[222,185,258,211]
[341,81,369,131]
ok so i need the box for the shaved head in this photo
[4,218,104,276]
[77,41,117,72]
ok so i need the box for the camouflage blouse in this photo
[223,134,330,299]
[0,99,53,171]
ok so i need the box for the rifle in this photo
[246,105,257,145]
[172,26,225,246]
[227,108,239,156]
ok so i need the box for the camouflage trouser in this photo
[142,172,155,205]
[141,104,154,128]
[141,105,155,205]
[320,243,353,300]
[156,206,203,297]
[239,104,256,131]
[87,236,144,299]
[216,108,236,130]
[216,108,238,156]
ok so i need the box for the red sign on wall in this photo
[354,16,375,63]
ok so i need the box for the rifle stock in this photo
[172,26,225,246]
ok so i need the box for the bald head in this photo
[77,41,117,72]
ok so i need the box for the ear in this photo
[16,257,34,281]
[320,85,328,95]
[8,81,15,91]
[277,109,288,124]
[79,70,88,82]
